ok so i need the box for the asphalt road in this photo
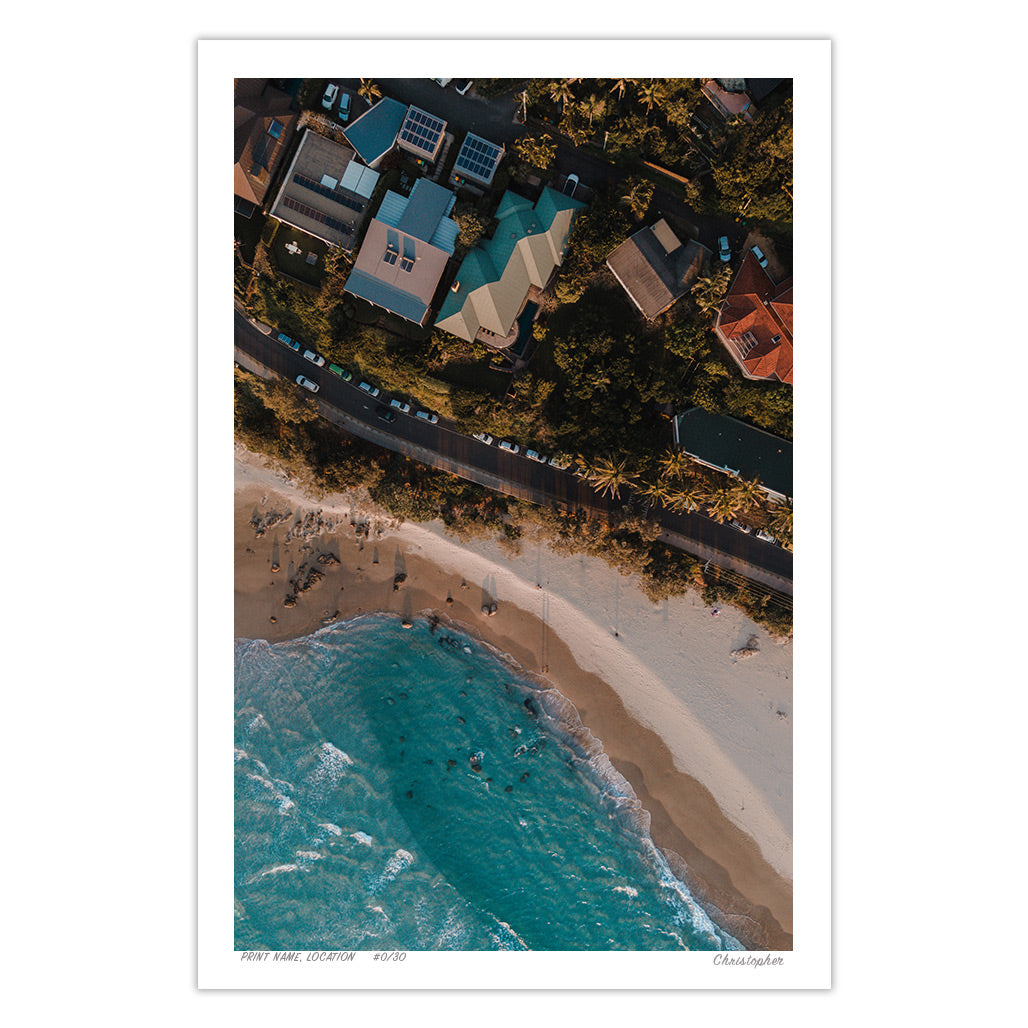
[234,311,793,595]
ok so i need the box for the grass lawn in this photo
[268,222,330,287]
[434,357,511,397]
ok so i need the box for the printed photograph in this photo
[231,71,794,954]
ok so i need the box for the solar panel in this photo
[280,195,353,237]
[398,106,445,157]
[293,174,365,212]
[453,133,503,183]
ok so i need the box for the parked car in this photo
[454,79,473,95]
[277,332,301,351]
[375,405,397,423]
[322,83,339,109]
[498,440,520,454]
[750,245,769,268]
[389,398,411,414]
[358,381,380,397]
[525,449,547,463]
[718,236,731,262]
[415,410,439,424]
[472,432,494,445]
[337,92,351,122]
[328,363,352,381]
[432,78,452,87]
[563,173,579,197]
[548,456,571,470]
[296,375,319,393]
[303,349,325,367]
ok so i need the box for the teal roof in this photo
[674,409,792,498]
[344,268,428,324]
[342,97,408,166]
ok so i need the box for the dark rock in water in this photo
[457,716,465,725]
[406,791,413,799]
[447,759,457,767]
[471,763,482,773]
[520,772,529,782]
[504,785,513,793]
[523,696,538,717]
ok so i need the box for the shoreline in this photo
[234,447,793,949]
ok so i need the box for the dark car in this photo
[375,405,397,423]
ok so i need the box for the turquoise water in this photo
[234,614,741,951]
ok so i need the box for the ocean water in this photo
[234,614,741,951]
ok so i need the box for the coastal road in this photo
[234,311,793,596]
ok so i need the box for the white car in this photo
[454,80,473,96]
[525,449,547,463]
[303,349,325,367]
[358,381,380,397]
[432,78,452,87]
[718,236,731,262]
[389,398,411,414]
[415,410,439,424]
[296,375,319,393]
[563,173,579,197]
[750,245,769,268]
[472,432,494,445]
[498,440,520,454]
[322,83,339,110]
[548,456,570,470]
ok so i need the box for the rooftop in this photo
[342,96,409,167]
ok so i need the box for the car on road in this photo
[718,236,731,262]
[389,398,411,413]
[415,410,439,424]
[303,349,325,367]
[375,405,397,423]
[498,440,520,454]
[337,92,351,122]
[750,245,769,268]
[454,80,473,95]
[525,449,547,463]
[358,381,380,397]
[322,83,339,109]
[472,432,494,445]
[296,375,319,393]
[328,363,352,381]
[563,173,579,197]
[277,332,301,351]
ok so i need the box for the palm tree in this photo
[692,264,733,318]
[636,79,667,115]
[657,448,692,482]
[666,478,706,513]
[702,480,744,524]
[636,477,673,508]
[358,79,381,104]
[734,476,766,513]
[619,176,655,220]
[579,93,607,126]
[608,78,636,101]
[767,499,793,550]
[588,455,636,500]
[549,79,576,113]
[514,133,557,171]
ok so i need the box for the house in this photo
[234,79,298,217]
[673,408,792,502]
[700,79,756,123]
[396,105,448,164]
[606,219,711,320]
[267,128,379,250]
[715,250,793,384]
[450,132,505,189]
[434,186,586,347]
[341,97,409,169]
[343,178,459,325]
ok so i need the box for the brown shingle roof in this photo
[234,80,297,208]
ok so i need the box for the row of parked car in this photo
[321,82,351,122]
[717,237,769,269]
[279,331,579,472]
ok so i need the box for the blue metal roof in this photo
[343,268,428,324]
[342,97,408,166]
[397,179,455,243]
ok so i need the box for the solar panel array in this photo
[281,196,352,238]
[398,107,445,158]
[453,134,503,183]
[293,174,365,212]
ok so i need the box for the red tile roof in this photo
[716,253,793,384]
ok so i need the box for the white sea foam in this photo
[246,863,299,884]
[613,885,639,897]
[318,823,343,836]
[369,848,415,892]
[295,850,323,861]
[350,831,374,846]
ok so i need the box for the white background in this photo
[4,1,1022,1024]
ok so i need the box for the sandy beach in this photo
[234,444,793,950]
